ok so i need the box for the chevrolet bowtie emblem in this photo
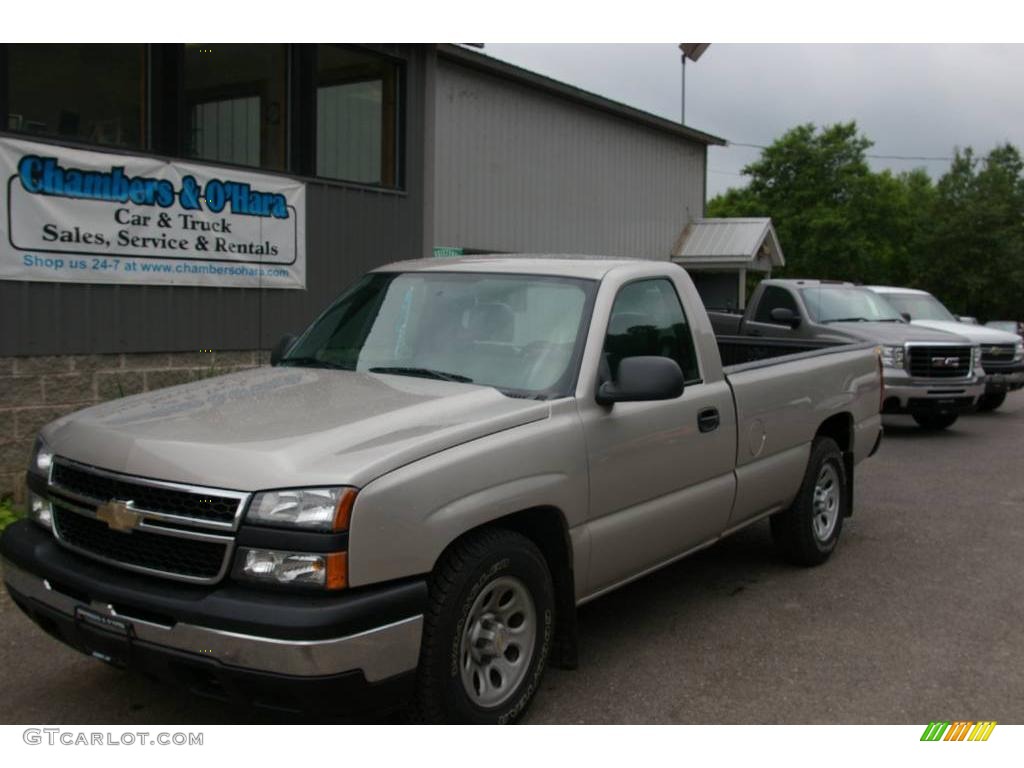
[96,500,141,532]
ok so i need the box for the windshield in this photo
[880,292,958,322]
[799,286,904,323]
[282,271,596,398]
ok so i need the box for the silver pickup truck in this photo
[709,279,984,430]
[3,257,882,723]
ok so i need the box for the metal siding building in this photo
[0,44,430,358]
[432,47,724,259]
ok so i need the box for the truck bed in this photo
[716,334,862,371]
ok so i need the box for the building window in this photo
[183,44,287,171]
[6,44,146,149]
[316,45,400,187]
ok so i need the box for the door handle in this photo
[698,407,720,433]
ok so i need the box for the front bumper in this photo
[1,520,426,713]
[881,370,984,415]
[982,363,1024,394]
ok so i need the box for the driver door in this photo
[577,277,737,596]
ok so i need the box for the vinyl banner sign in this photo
[0,137,306,289]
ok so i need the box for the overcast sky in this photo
[482,44,1024,199]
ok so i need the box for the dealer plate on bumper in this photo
[74,607,133,666]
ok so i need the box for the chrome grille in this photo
[47,458,247,584]
[907,345,972,379]
[980,344,1017,369]
[53,506,228,581]
[51,460,242,528]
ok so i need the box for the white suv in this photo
[868,286,1024,411]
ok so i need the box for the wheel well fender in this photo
[815,412,855,516]
[436,506,579,670]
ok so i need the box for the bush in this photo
[0,498,22,532]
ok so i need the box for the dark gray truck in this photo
[709,279,984,430]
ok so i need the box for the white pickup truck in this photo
[3,256,883,723]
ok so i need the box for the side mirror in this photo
[900,312,912,322]
[596,356,685,406]
[270,333,297,366]
[770,307,801,328]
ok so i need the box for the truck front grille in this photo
[980,344,1017,369]
[47,458,247,584]
[51,460,241,526]
[53,507,228,581]
[907,345,972,378]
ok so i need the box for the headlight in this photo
[880,345,905,369]
[972,346,983,369]
[246,487,355,532]
[1015,341,1024,362]
[234,548,347,590]
[27,490,53,530]
[28,435,53,478]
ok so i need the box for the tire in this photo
[976,392,1007,412]
[911,412,959,430]
[770,437,847,567]
[412,528,555,724]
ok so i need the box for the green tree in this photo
[709,122,906,284]
[923,145,1024,318]
[709,124,1024,321]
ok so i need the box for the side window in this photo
[603,279,700,383]
[754,286,799,324]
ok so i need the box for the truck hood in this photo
[42,367,550,491]
[827,321,972,345]
[909,320,1022,345]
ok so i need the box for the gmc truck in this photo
[866,286,1024,412]
[3,257,883,724]
[709,279,984,430]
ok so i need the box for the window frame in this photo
[313,43,405,190]
[1,43,410,195]
[600,277,704,387]
[3,43,149,152]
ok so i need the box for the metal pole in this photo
[680,54,686,124]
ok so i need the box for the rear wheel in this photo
[771,437,847,567]
[976,392,1006,412]
[912,412,959,430]
[412,528,554,724]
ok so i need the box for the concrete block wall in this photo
[0,351,269,497]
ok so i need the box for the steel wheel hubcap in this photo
[812,463,840,541]
[459,576,536,709]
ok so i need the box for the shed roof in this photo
[672,217,785,272]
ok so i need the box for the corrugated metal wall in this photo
[433,58,706,259]
[0,48,429,358]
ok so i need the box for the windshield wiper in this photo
[370,366,474,383]
[279,357,350,370]
[823,317,870,323]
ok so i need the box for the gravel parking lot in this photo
[2,392,1022,724]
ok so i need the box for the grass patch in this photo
[0,497,23,532]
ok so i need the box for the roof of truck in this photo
[762,278,857,288]
[865,286,930,295]
[375,254,656,280]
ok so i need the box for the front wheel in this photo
[976,392,1006,412]
[912,412,959,430]
[771,437,847,566]
[412,528,554,724]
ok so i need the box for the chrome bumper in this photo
[2,558,422,682]
[881,375,984,409]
